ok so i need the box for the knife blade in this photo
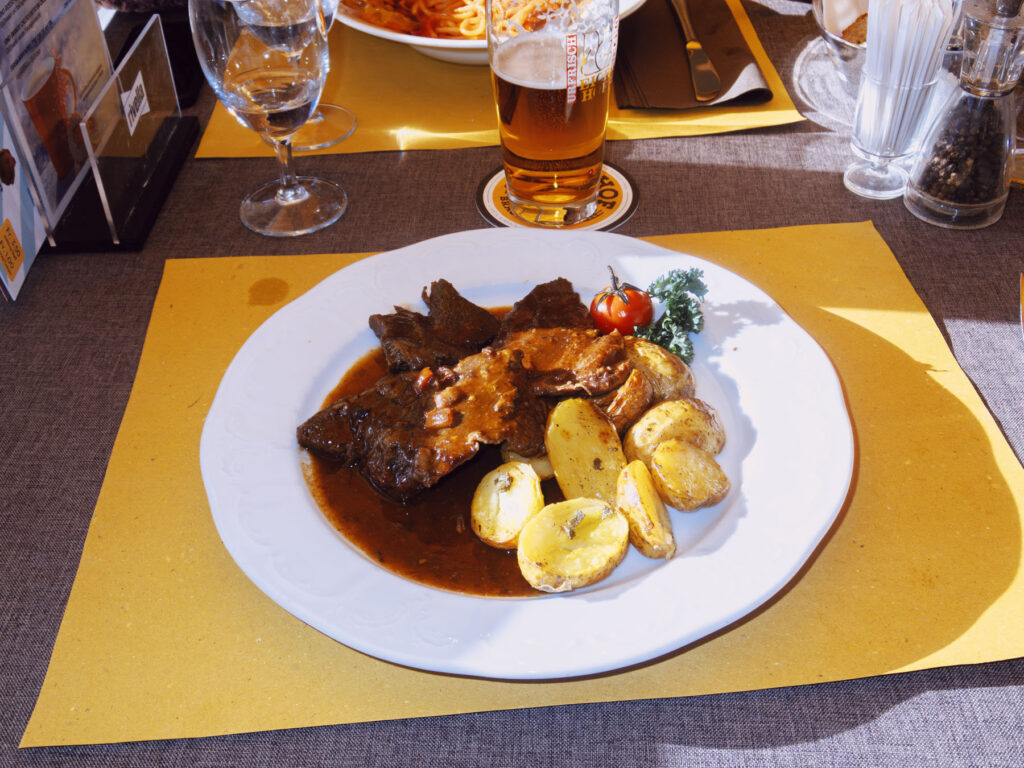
[1019,273,1023,345]
[667,0,722,102]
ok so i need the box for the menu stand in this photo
[45,14,197,253]
[111,9,204,110]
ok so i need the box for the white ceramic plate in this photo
[200,228,853,680]
[335,0,646,65]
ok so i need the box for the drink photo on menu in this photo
[1,0,111,224]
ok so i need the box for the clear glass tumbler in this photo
[843,0,962,200]
[285,0,357,152]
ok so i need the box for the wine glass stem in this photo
[273,139,308,205]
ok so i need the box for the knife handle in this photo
[667,0,723,101]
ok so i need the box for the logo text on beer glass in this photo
[580,24,616,79]
[566,33,578,104]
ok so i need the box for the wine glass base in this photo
[240,177,347,237]
[793,37,860,131]
[843,160,908,200]
[288,104,357,152]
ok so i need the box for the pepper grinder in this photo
[904,0,1024,228]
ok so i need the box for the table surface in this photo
[3,1,1023,765]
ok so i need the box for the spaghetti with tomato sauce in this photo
[341,0,486,39]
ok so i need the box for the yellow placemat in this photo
[21,222,1024,747]
[195,0,803,158]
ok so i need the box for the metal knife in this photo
[1019,273,1023,345]
[668,0,722,102]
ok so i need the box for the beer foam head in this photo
[20,53,55,100]
[492,35,568,89]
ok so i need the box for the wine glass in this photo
[289,0,357,151]
[189,0,347,236]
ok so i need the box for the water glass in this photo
[190,0,347,236]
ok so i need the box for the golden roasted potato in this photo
[517,498,629,592]
[545,398,627,503]
[500,447,555,480]
[625,337,696,402]
[592,368,655,433]
[650,439,730,511]
[471,462,545,549]
[623,398,726,467]
[616,460,676,559]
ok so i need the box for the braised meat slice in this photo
[298,347,545,501]
[498,327,632,397]
[368,279,499,372]
[421,346,547,464]
[422,279,500,349]
[297,369,426,466]
[494,277,595,345]
[367,307,463,373]
[591,368,655,433]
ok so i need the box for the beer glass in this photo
[487,0,619,226]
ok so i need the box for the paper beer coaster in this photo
[476,163,637,231]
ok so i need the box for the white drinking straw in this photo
[855,0,959,157]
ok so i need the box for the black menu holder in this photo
[45,14,197,253]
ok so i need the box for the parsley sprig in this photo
[634,268,708,363]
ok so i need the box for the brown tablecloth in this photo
[2,0,1023,766]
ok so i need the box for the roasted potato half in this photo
[625,337,696,402]
[517,498,630,592]
[616,460,676,559]
[624,398,726,467]
[500,447,555,481]
[650,439,730,511]
[471,462,545,549]
[546,398,627,503]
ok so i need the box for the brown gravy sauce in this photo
[304,338,561,598]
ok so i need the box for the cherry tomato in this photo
[590,267,654,335]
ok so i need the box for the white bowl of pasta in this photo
[336,0,647,65]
